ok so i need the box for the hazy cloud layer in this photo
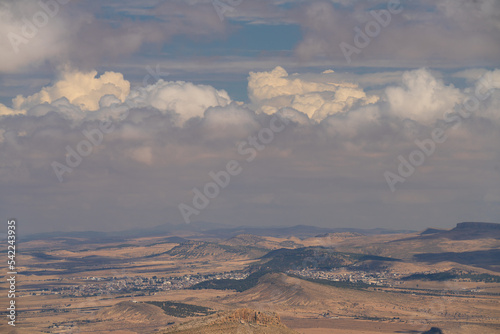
[2,0,500,77]
[0,0,228,73]
[1,67,499,232]
[295,0,500,66]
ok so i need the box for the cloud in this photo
[127,80,231,126]
[2,68,231,127]
[248,66,378,121]
[0,103,19,117]
[321,105,382,141]
[202,104,260,140]
[12,69,130,112]
[2,0,499,78]
[294,0,500,67]
[0,0,229,74]
[128,146,153,165]
[473,69,500,122]
[386,68,463,125]
[3,66,498,130]
[0,0,73,73]
[1,66,500,233]
[1,0,500,233]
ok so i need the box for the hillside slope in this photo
[162,308,298,334]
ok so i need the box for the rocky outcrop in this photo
[162,307,298,333]
[454,222,500,230]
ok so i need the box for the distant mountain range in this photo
[24,222,417,241]
[199,225,415,238]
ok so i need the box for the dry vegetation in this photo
[1,223,499,333]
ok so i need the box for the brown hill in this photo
[166,240,266,259]
[334,224,500,268]
[97,301,174,323]
[223,234,268,246]
[302,232,364,247]
[221,234,302,250]
[222,273,341,308]
[219,273,500,333]
[162,308,298,334]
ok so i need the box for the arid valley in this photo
[2,222,499,334]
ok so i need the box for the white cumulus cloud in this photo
[248,66,378,122]
[126,80,231,126]
[386,68,463,125]
[1,68,232,127]
[12,69,130,112]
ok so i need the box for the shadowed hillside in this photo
[414,249,500,271]
[256,247,401,272]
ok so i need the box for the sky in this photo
[0,0,499,234]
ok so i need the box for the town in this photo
[24,267,498,300]
[26,271,249,298]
